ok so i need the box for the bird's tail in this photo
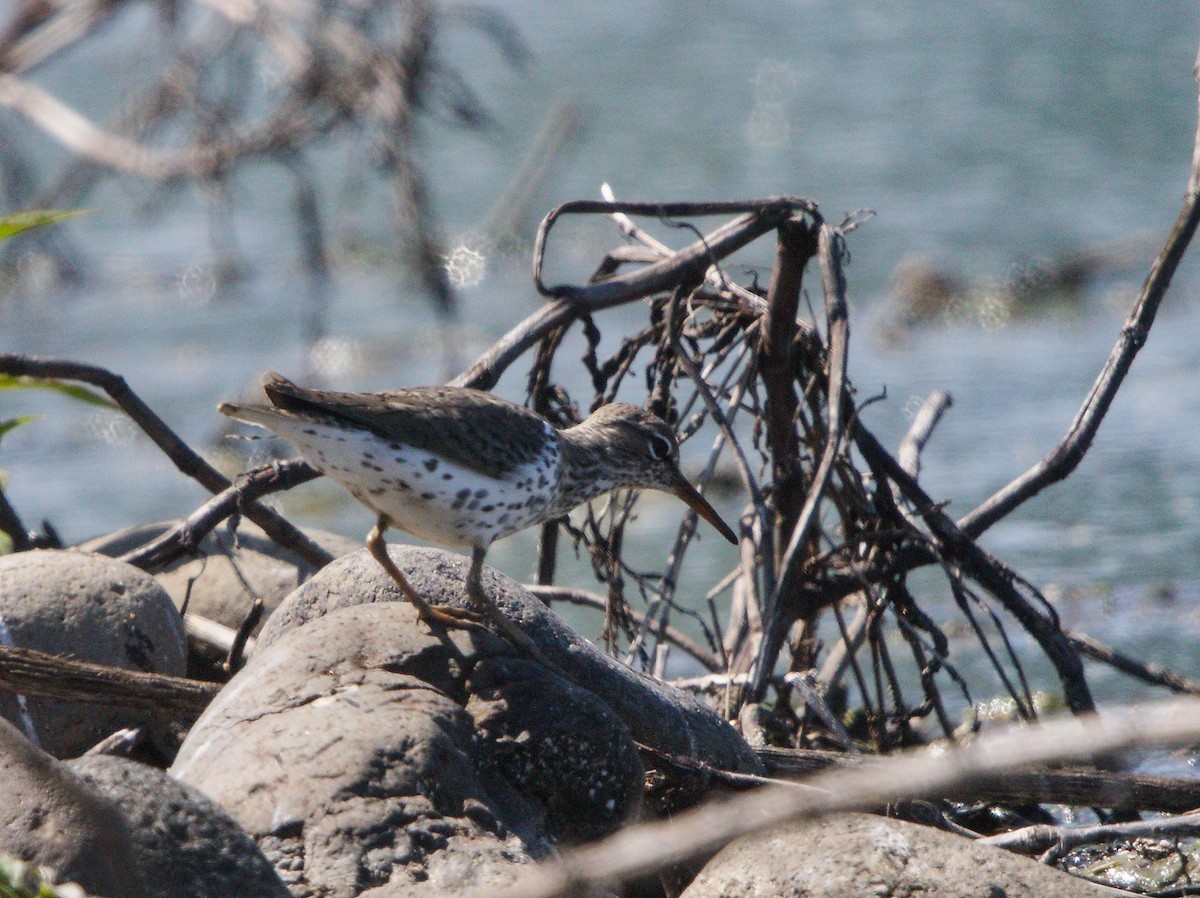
[217,401,293,431]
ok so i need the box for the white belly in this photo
[278,419,561,548]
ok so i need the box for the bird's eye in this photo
[647,432,675,461]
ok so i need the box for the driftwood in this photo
[0,644,218,720]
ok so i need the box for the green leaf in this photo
[0,416,37,441]
[0,209,88,241]
[0,375,118,409]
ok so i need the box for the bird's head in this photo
[573,403,738,544]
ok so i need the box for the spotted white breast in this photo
[280,418,563,548]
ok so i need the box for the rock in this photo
[466,654,643,844]
[80,520,360,634]
[678,812,1113,898]
[0,550,186,757]
[0,717,145,898]
[258,545,762,775]
[172,599,644,897]
[69,755,291,898]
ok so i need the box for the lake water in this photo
[2,2,1200,709]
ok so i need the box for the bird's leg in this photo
[366,517,481,629]
[466,545,551,666]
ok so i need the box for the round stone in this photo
[171,602,537,897]
[0,717,144,898]
[69,755,290,898]
[0,549,186,757]
[259,545,762,775]
[679,813,1113,898]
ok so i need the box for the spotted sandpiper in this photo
[219,372,738,652]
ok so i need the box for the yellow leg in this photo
[466,545,551,666]
[366,517,480,630]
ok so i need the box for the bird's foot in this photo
[414,601,488,632]
[429,603,486,624]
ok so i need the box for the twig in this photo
[628,294,757,665]
[484,98,586,244]
[0,71,319,181]
[225,598,263,673]
[979,812,1200,858]
[118,458,327,572]
[638,741,831,796]
[0,355,332,570]
[533,198,813,301]
[0,482,32,552]
[599,182,808,322]
[184,613,254,658]
[898,390,953,478]
[1069,629,1200,694]
[855,426,1094,714]
[0,0,120,73]
[758,747,1200,815]
[83,726,149,758]
[784,670,859,753]
[453,202,802,390]
[525,584,719,671]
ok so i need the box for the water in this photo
[2,1,1200,706]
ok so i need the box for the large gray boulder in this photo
[679,812,1114,898]
[171,596,644,897]
[0,549,186,757]
[69,755,291,898]
[258,545,762,775]
[0,717,145,898]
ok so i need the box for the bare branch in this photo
[980,811,1200,858]
[0,355,331,569]
[0,644,218,721]
[526,584,719,671]
[119,459,326,572]
[1068,629,1200,694]
[898,390,952,478]
[750,223,849,699]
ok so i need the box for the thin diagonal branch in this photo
[959,44,1200,538]
[0,355,331,569]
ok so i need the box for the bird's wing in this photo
[262,374,553,480]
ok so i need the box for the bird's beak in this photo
[670,473,738,544]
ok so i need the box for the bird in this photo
[218,372,738,654]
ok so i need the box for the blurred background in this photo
[1,1,1199,698]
